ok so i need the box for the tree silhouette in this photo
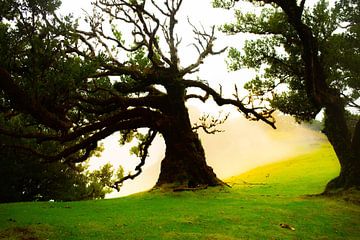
[216,0,359,192]
[0,0,275,190]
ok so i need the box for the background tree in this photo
[0,0,119,202]
[215,0,359,191]
[0,0,276,190]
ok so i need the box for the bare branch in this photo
[112,129,158,191]
[181,21,227,75]
[0,67,72,131]
[184,79,276,128]
[299,0,306,14]
[341,93,360,110]
[185,92,210,102]
[151,0,171,16]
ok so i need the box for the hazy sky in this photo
[59,0,328,197]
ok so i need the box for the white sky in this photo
[59,0,328,197]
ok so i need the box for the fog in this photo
[66,0,327,198]
[196,111,325,179]
[93,106,326,199]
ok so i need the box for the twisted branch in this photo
[112,129,158,191]
[184,79,276,128]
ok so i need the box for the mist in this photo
[97,106,326,198]
[197,111,325,179]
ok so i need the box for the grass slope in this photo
[1,143,359,240]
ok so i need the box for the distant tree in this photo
[215,0,359,191]
[0,0,276,190]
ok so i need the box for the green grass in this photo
[1,143,359,240]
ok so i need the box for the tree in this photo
[0,0,121,202]
[0,132,118,203]
[0,0,276,190]
[216,0,359,191]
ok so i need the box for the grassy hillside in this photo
[227,142,340,196]
[1,143,359,240]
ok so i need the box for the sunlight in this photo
[2,1,357,238]
[58,0,329,198]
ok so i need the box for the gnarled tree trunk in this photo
[324,103,360,191]
[272,0,360,192]
[156,122,223,188]
[155,84,224,188]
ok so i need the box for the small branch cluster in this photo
[185,80,276,128]
[192,112,230,134]
[181,21,227,74]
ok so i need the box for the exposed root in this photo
[173,184,208,192]
[321,187,360,205]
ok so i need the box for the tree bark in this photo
[155,84,224,189]
[156,123,223,188]
[324,105,360,191]
[270,0,360,192]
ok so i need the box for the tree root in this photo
[173,185,208,192]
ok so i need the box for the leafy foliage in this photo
[221,0,359,121]
[0,135,118,203]
[217,0,360,191]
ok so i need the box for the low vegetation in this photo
[1,143,359,240]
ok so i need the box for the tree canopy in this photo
[0,117,121,202]
[0,140,118,202]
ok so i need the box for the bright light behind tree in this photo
[54,0,330,197]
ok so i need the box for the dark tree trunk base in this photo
[322,103,360,194]
[173,185,208,192]
[154,143,225,190]
[321,184,360,205]
[324,173,360,193]
[153,87,226,190]
[324,157,360,193]
[155,124,224,190]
